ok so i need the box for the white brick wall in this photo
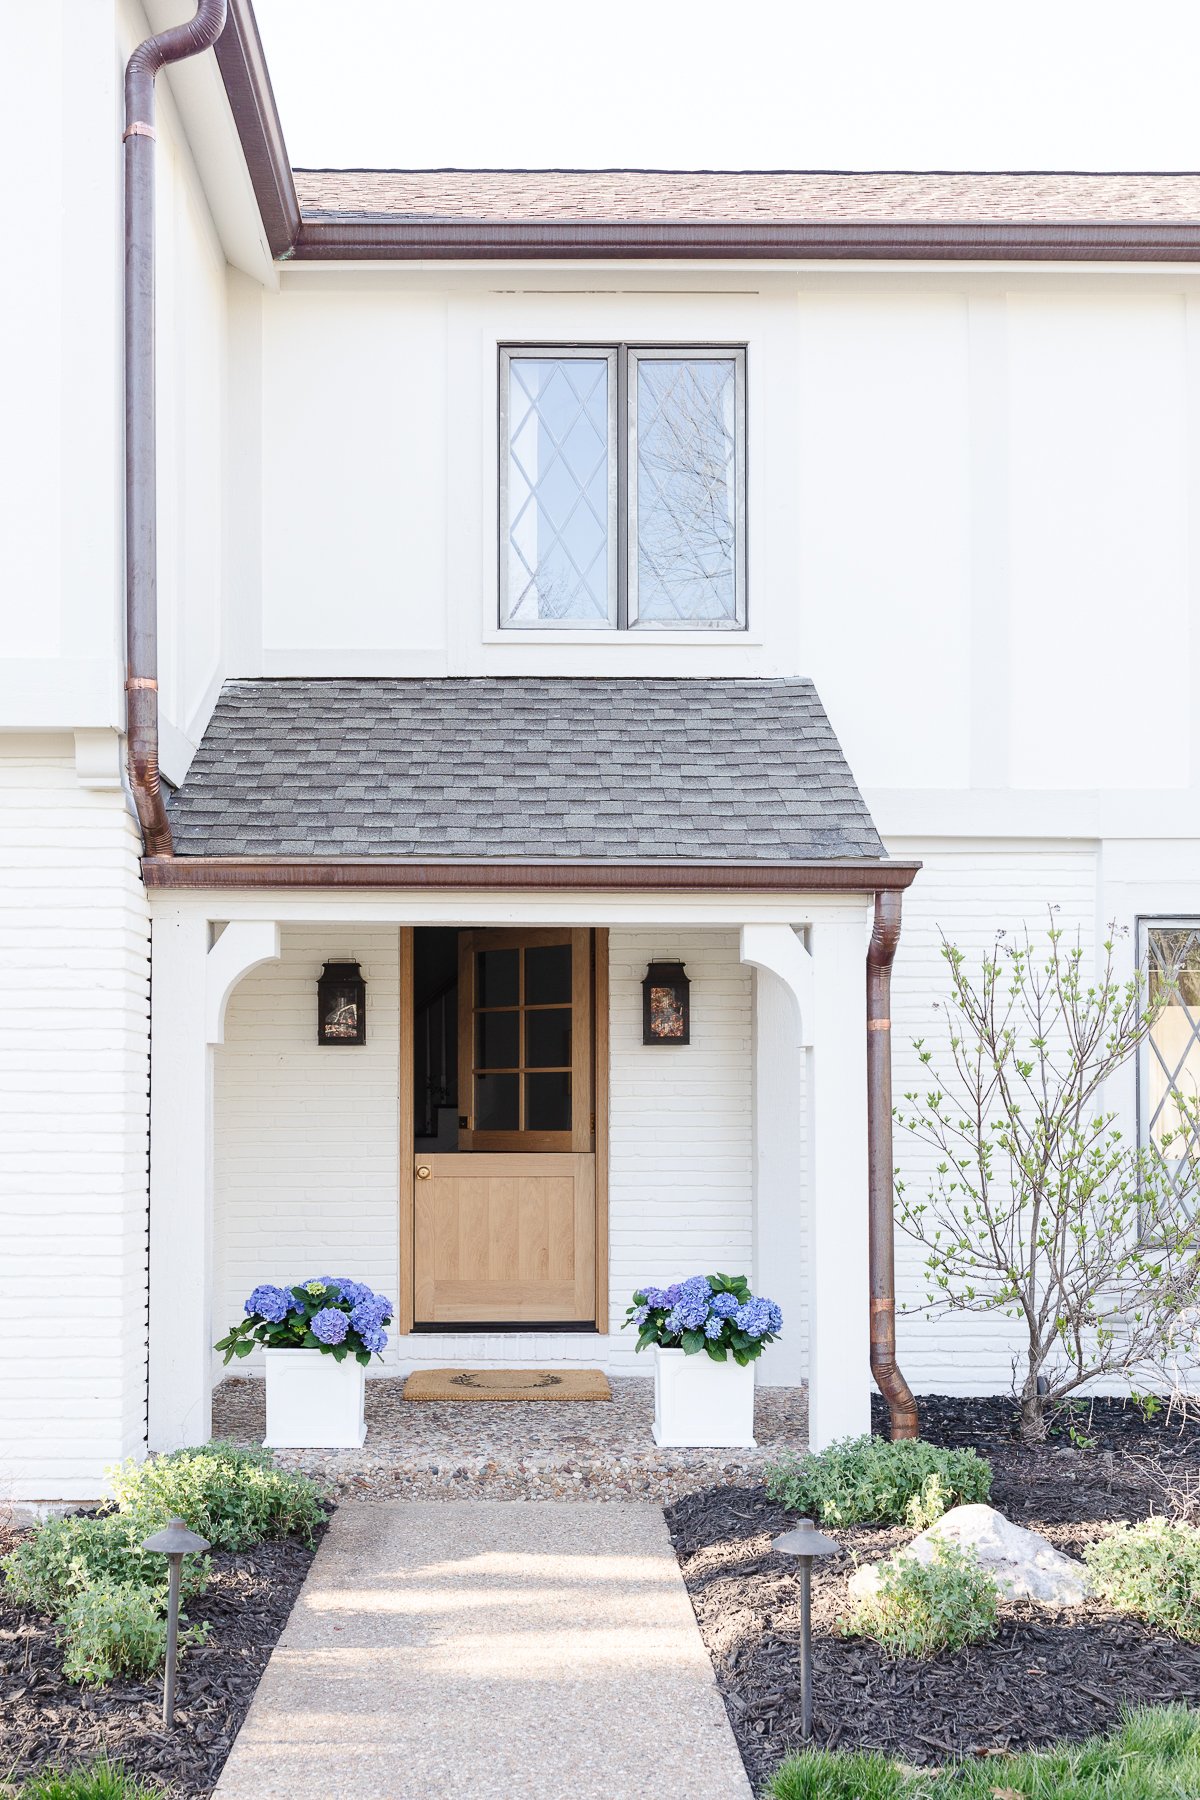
[0,752,150,1502]
[213,926,402,1375]
[606,929,754,1369]
[212,925,754,1381]
[888,845,1099,1394]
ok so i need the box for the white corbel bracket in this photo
[205,921,282,1045]
[740,923,814,1048]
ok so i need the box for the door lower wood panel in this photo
[413,1153,596,1325]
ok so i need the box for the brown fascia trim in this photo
[141,856,922,893]
[287,217,1200,263]
[214,0,300,258]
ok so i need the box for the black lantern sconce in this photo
[317,961,366,1045]
[642,961,690,1045]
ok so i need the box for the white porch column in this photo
[148,910,213,1450]
[742,926,811,1392]
[751,963,807,1387]
[807,911,872,1451]
[149,915,281,1450]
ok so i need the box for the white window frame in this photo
[499,343,748,632]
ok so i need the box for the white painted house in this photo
[4,0,1200,1504]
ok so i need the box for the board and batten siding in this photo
[211,926,755,1379]
[0,751,150,1502]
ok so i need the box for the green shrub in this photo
[1085,1516,1200,1641]
[17,1759,166,1800]
[840,1539,1000,1658]
[57,1580,206,1687]
[107,1441,327,1551]
[0,1512,208,1617]
[764,1434,991,1527]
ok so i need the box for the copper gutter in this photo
[140,856,922,893]
[867,890,919,1439]
[124,0,228,857]
[287,217,1200,264]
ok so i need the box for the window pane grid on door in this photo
[473,944,574,1133]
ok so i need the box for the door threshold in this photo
[409,1321,600,1334]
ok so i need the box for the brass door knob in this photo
[416,1164,432,1180]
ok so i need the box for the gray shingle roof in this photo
[292,168,1200,227]
[168,678,885,864]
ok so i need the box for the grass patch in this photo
[11,1759,165,1799]
[764,1434,991,1528]
[766,1705,1200,1799]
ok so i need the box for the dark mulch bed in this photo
[667,1396,1200,1789]
[0,1519,326,1796]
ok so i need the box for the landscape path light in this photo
[140,1516,210,1726]
[772,1516,841,1741]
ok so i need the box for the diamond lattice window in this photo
[500,345,746,631]
[1142,923,1200,1211]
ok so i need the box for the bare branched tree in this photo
[895,916,1200,1442]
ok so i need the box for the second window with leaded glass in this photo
[499,344,746,630]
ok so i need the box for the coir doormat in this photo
[403,1368,611,1402]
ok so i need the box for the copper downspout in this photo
[867,891,919,1439]
[124,0,228,856]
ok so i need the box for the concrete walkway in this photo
[215,1501,752,1800]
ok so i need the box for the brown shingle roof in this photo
[292,168,1200,226]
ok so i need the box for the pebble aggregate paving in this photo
[212,1374,809,1502]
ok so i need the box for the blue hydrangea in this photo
[310,1306,349,1345]
[245,1284,290,1324]
[375,1295,394,1320]
[640,1287,671,1309]
[680,1275,713,1302]
[766,1301,783,1334]
[704,1315,724,1339]
[359,1326,388,1354]
[734,1297,779,1339]
[632,1304,650,1325]
[350,1297,389,1335]
[333,1278,372,1308]
[710,1292,740,1319]
[665,1284,683,1305]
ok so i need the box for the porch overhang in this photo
[142,855,921,892]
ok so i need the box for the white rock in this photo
[847,1503,1092,1608]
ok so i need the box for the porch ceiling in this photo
[165,678,894,878]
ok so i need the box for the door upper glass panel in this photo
[464,931,590,1148]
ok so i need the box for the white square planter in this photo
[651,1345,757,1447]
[263,1348,366,1449]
